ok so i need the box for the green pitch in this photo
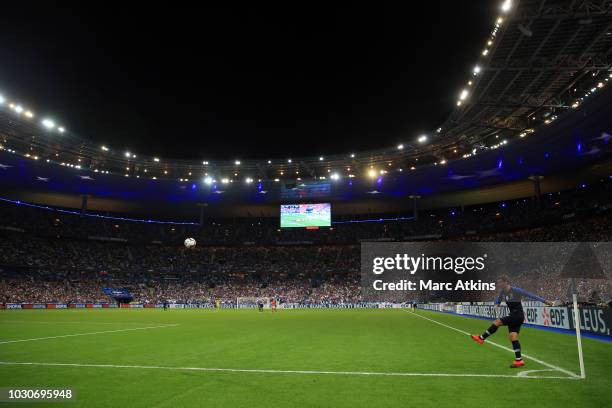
[280,212,330,227]
[0,309,610,407]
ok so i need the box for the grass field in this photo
[280,212,330,228]
[0,308,610,407]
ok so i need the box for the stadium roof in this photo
[0,0,611,184]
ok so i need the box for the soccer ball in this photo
[184,237,196,248]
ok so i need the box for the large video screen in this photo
[280,203,331,228]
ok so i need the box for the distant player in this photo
[471,275,551,368]
[257,299,264,312]
[216,299,221,310]
[270,298,277,313]
[163,300,168,311]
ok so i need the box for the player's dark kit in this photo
[496,286,546,333]
[471,285,547,368]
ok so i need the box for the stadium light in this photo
[0,94,5,104]
[501,0,512,12]
[58,127,65,133]
[221,178,229,184]
[350,153,355,158]
[203,176,213,185]
[267,160,272,164]
[473,65,481,75]
[287,159,292,163]
[202,161,209,165]
[245,177,253,184]
[319,156,324,161]
[14,105,24,114]
[368,169,377,178]
[459,89,469,100]
[42,118,55,129]
[417,135,428,143]
[330,173,340,180]
[154,157,160,162]
[125,151,131,157]
[397,144,404,150]
[25,111,34,118]
[101,146,109,151]
[235,160,241,165]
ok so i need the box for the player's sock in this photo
[512,340,522,360]
[480,324,498,339]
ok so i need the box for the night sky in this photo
[0,2,493,160]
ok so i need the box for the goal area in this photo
[236,297,271,309]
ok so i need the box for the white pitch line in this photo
[0,324,179,345]
[407,311,580,379]
[517,369,557,378]
[0,320,174,326]
[0,361,579,380]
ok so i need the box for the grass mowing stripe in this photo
[407,310,580,379]
[0,361,579,380]
[0,320,176,325]
[0,324,179,344]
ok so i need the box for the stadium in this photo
[0,1,611,407]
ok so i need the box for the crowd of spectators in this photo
[1,179,610,245]
[0,183,610,306]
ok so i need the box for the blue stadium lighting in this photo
[500,202,507,208]
[497,159,503,169]
[333,216,415,225]
[0,197,198,225]
[577,143,582,153]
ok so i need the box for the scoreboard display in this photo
[280,203,331,228]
